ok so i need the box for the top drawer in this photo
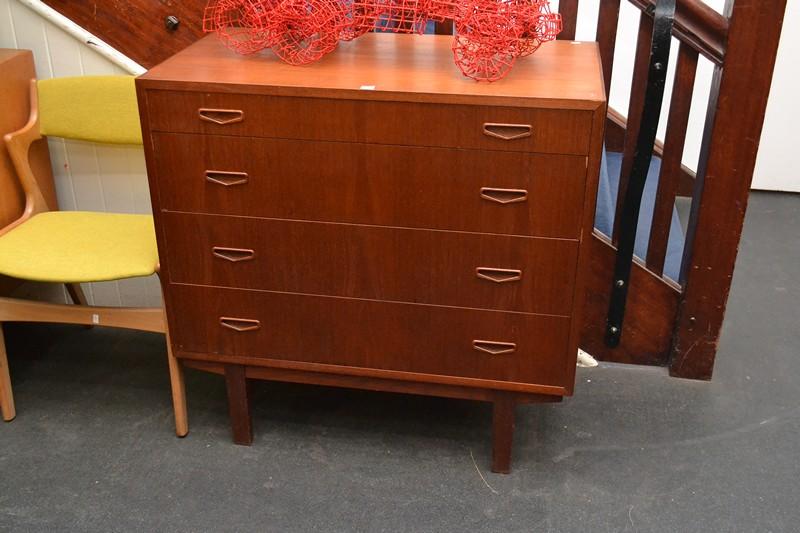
[143,90,593,155]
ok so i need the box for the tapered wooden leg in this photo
[0,325,16,422]
[65,283,88,305]
[164,325,188,437]
[225,364,252,445]
[491,392,516,474]
[65,284,94,329]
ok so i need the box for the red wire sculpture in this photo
[203,0,561,81]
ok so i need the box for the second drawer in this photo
[162,212,579,315]
[151,133,588,239]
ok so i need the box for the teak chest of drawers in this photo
[137,33,605,473]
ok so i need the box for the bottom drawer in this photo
[168,285,574,388]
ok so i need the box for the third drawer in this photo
[162,212,579,316]
[152,133,588,239]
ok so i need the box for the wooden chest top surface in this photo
[138,34,605,109]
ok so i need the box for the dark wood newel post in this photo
[670,0,787,379]
[556,0,579,41]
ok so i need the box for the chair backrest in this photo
[36,76,142,145]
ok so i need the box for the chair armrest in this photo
[2,80,50,236]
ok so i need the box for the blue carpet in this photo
[594,150,685,282]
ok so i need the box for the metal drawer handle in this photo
[480,187,528,204]
[476,267,522,283]
[219,317,261,332]
[483,123,532,141]
[473,340,517,355]
[205,170,249,187]
[198,108,244,125]
[212,247,255,262]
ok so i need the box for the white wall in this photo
[752,0,799,192]
[0,0,162,306]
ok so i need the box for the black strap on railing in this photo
[605,0,677,348]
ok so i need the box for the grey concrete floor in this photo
[1,191,798,532]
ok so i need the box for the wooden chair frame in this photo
[0,80,187,436]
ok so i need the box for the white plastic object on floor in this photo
[577,349,599,368]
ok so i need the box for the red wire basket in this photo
[203,0,562,81]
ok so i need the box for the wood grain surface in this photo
[139,34,605,109]
[168,284,573,388]
[152,133,588,238]
[162,211,579,315]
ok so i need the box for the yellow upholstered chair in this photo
[0,76,187,436]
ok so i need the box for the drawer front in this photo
[152,133,587,239]
[168,284,573,387]
[162,212,579,316]
[145,90,592,155]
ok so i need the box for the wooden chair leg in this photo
[65,283,94,330]
[491,391,516,474]
[65,283,88,305]
[225,364,253,445]
[0,325,16,422]
[165,325,188,437]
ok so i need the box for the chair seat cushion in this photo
[0,211,158,283]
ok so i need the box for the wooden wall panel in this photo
[0,0,161,307]
[40,0,207,68]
